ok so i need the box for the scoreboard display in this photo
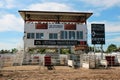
[91,24,105,44]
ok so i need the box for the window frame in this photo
[60,31,68,39]
[69,31,75,40]
[27,33,35,39]
[76,31,83,39]
[36,33,44,39]
[49,33,58,39]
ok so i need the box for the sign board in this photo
[74,45,87,51]
[48,24,64,29]
[91,24,105,44]
[34,40,79,46]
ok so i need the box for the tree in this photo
[11,48,18,53]
[0,49,11,54]
[88,46,94,52]
[106,44,117,53]
[0,49,4,54]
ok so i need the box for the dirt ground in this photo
[0,66,120,80]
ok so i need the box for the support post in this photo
[101,44,103,60]
[94,45,95,54]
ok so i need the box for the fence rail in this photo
[0,53,120,71]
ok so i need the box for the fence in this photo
[0,54,15,68]
[22,53,68,66]
[82,54,99,69]
[0,53,120,71]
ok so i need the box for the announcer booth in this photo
[19,10,93,54]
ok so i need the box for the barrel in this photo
[44,56,51,66]
[105,56,115,66]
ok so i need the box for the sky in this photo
[0,0,120,51]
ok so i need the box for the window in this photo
[27,33,34,39]
[77,31,83,39]
[69,31,75,39]
[49,33,58,39]
[36,33,44,39]
[60,31,67,39]
[49,33,52,39]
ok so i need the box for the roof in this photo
[18,10,93,23]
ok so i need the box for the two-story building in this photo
[19,10,92,53]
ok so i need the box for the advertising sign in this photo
[34,40,79,46]
[74,45,87,51]
[48,24,64,30]
[91,24,105,44]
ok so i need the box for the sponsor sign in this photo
[34,40,79,46]
[91,24,105,44]
[74,45,87,51]
[48,24,64,29]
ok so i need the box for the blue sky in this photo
[0,0,120,50]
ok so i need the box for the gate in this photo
[82,54,98,69]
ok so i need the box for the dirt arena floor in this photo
[0,66,120,80]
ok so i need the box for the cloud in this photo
[118,16,120,19]
[41,0,69,2]
[25,2,73,11]
[0,37,23,50]
[0,0,16,9]
[106,32,120,36]
[105,22,120,32]
[0,42,23,50]
[0,1,3,7]
[80,0,120,10]
[0,13,24,32]
[107,37,120,43]
[88,21,120,33]
[0,42,16,50]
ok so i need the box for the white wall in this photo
[24,23,87,48]
[76,24,87,41]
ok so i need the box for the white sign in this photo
[48,24,64,29]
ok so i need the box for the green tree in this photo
[0,49,11,53]
[0,49,4,54]
[106,44,117,53]
[11,48,18,53]
[88,46,94,52]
